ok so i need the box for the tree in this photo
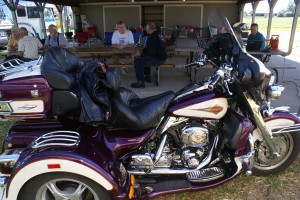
[286,1,296,15]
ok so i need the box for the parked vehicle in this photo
[0,10,299,200]
[0,7,13,38]
[15,1,55,39]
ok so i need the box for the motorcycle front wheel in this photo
[252,131,300,176]
[18,172,113,200]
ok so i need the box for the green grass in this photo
[243,17,300,33]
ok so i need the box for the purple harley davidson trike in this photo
[0,11,299,200]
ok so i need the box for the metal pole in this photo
[287,0,300,55]
[71,7,77,32]
[251,2,259,24]
[266,0,278,40]
[239,4,245,23]
[34,2,46,39]
[55,5,64,34]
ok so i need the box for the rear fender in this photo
[6,152,127,200]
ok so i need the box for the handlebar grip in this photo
[184,62,197,68]
[208,75,221,90]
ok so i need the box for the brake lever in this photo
[224,81,233,96]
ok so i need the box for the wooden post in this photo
[239,4,246,23]
[3,0,19,25]
[287,0,300,55]
[251,1,259,24]
[34,1,47,39]
[71,6,77,32]
[266,0,278,40]
[55,5,64,34]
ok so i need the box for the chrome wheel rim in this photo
[35,178,100,200]
[254,132,294,170]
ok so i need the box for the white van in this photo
[16,1,55,39]
[0,7,13,38]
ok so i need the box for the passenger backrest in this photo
[41,47,84,90]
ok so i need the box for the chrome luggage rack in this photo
[31,131,81,149]
[0,56,42,77]
[272,124,300,134]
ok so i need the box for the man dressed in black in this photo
[131,22,167,88]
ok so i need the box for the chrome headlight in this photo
[267,85,285,99]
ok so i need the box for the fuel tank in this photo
[169,89,228,119]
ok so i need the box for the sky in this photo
[245,0,294,13]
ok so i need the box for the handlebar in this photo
[208,70,224,90]
[184,61,198,68]
[184,61,205,69]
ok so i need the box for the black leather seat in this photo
[106,68,176,130]
[41,47,84,116]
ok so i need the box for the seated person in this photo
[43,24,67,49]
[7,25,21,51]
[18,27,43,61]
[247,23,266,59]
[131,22,167,89]
[111,21,134,64]
[233,26,244,47]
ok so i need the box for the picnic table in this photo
[174,47,204,63]
[0,50,45,57]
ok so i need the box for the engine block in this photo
[181,125,209,147]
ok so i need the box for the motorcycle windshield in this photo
[208,8,242,50]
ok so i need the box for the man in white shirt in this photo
[111,21,134,64]
[18,27,43,61]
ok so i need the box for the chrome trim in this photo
[0,149,23,170]
[194,135,219,170]
[128,135,219,175]
[153,134,168,164]
[186,167,224,182]
[31,131,80,149]
[0,177,8,188]
[174,83,210,100]
[0,101,13,116]
[272,124,300,134]
[0,154,20,164]
[157,117,189,135]
[239,134,254,175]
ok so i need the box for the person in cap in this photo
[233,26,244,47]
[7,25,22,51]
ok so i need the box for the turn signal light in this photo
[128,174,135,199]
[130,174,135,185]
[128,185,134,199]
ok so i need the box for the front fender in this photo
[253,111,300,141]
[6,151,125,200]
[264,111,300,129]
